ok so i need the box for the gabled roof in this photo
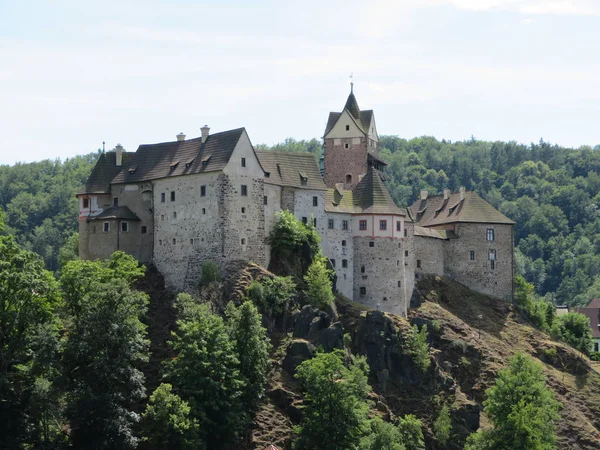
[414,226,457,240]
[88,206,140,221]
[325,168,405,215]
[79,151,131,195]
[111,128,245,184]
[574,307,600,338]
[586,299,600,309]
[255,150,326,190]
[323,90,375,137]
[409,191,515,227]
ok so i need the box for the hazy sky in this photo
[1,0,599,165]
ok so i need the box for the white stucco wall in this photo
[325,110,364,139]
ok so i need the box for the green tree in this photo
[140,383,202,450]
[404,325,431,373]
[0,219,62,448]
[245,275,296,316]
[294,350,371,450]
[359,416,405,450]
[57,231,79,270]
[397,415,425,450]
[433,404,452,447]
[165,300,246,448]
[465,352,561,450]
[60,255,149,449]
[303,254,335,308]
[554,312,593,355]
[226,301,271,409]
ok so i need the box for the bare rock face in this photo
[282,340,316,375]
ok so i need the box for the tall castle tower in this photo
[322,84,384,189]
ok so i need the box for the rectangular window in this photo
[264,195,268,205]
[159,239,162,245]
[161,214,164,221]
[342,220,348,230]
[404,228,408,237]
[405,250,409,257]
[331,259,336,268]
[202,208,206,214]
[241,157,246,167]
[190,238,194,245]
[342,240,346,246]
[302,217,308,224]
[313,196,318,206]
[396,221,401,232]
[161,192,166,203]
[344,143,349,149]
[201,185,206,196]
[360,287,366,296]
[103,222,110,232]
[398,280,401,287]
[469,250,475,261]
[380,220,387,230]
[83,198,89,208]
[241,238,246,245]
[490,260,496,270]
[241,185,248,196]
[141,225,147,234]
[342,259,348,268]
[171,191,176,201]
[328,219,334,229]
[172,212,177,220]
[313,218,317,227]
[359,220,367,230]
[417,259,421,269]
[369,241,375,247]
[361,265,365,273]
[172,238,176,244]
[113,197,119,207]
[486,228,495,241]
[121,221,128,232]
[241,207,246,213]
[346,124,350,131]
[489,250,496,260]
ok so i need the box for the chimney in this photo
[201,125,210,143]
[115,144,123,167]
[176,132,186,142]
[459,186,465,201]
[443,189,450,200]
[420,190,428,201]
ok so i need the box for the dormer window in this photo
[170,161,179,171]
[201,155,211,166]
[128,166,137,174]
[300,172,308,186]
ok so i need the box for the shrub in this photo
[199,261,221,285]
[257,275,296,315]
[459,356,472,368]
[303,254,335,308]
[404,325,430,373]
[555,312,593,355]
[589,351,600,361]
[397,414,425,450]
[450,339,468,354]
[430,319,442,334]
[433,404,452,447]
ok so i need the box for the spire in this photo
[344,81,360,120]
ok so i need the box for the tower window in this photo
[342,259,348,268]
[380,220,387,231]
[241,238,246,245]
[172,211,177,220]
[405,250,409,257]
[361,265,365,274]
[113,197,119,207]
[398,280,401,287]
[171,191,175,201]
[313,218,317,227]
[346,124,350,131]
[161,193,166,203]
[469,250,475,261]
[241,207,246,213]
[121,221,129,232]
[342,240,347,246]
[490,260,496,270]
[360,287,366,296]
[486,228,495,241]
[264,195,268,205]
[190,238,194,245]
[342,220,348,230]
[302,217,308,224]
[369,241,375,247]
[103,222,110,232]
[404,228,408,237]
[417,259,421,269]
[328,219,334,229]
[331,259,336,268]
[141,225,147,234]
[313,196,318,206]
[202,208,206,214]
[201,185,206,196]
[344,143,349,149]
[241,157,246,167]
[82,198,89,208]
[359,220,367,230]
[396,221,401,232]
[172,238,176,244]
[241,185,248,196]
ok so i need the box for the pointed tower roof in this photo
[344,87,361,120]
[353,168,405,214]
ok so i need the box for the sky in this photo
[1,0,599,165]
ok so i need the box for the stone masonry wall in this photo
[321,212,354,298]
[414,235,445,277]
[443,223,513,300]
[323,137,368,189]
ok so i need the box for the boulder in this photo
[282,339,316,375]
[316,322,343,352]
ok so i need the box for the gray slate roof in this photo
[89,206,140,221]
[409,191,515,227]
[323,90,374,137]
[79,151,131,195]
[111,128,245,184]
[255,150,326,190]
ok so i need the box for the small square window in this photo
[141,225,147,234]
[241,207,246,213]
[396,221,401,232]
[103,222,110,232]
[344,143,349,149]
[302,217,308,224]
[313,196,318,206]
[328,219,334,229]
[113,197,119,207]
[417,260,421,269]
[83,198,90,208]
[241,157,246,167]
[380,220,387,231]
[346,124,350,131]
[201,185,206,196]
[342,259,348,268]
[161,193,166,203]
[469,250,475,261]
[171,191,176,201]
[342,220,348,230]
[369,241,375,247]
[241,185,248,196]
[121,221,128,232]
[359,220,367,230]
[172,238,176,244]
[360,287,366,296]
[342,240,347,246]
[264,195,268,205]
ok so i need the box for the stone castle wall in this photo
[323,137,368,189]
[414,235,445,277]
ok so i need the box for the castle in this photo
[77,87,515,316]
